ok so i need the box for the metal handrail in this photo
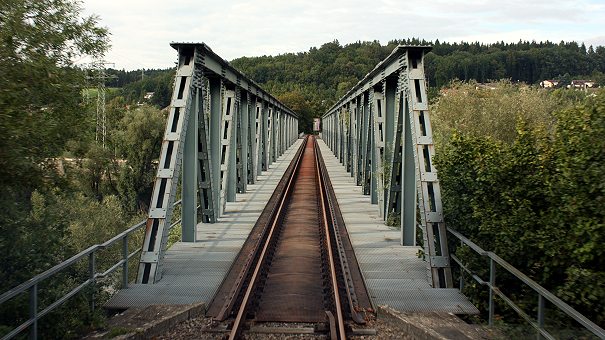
[0,201,182,340]
[446,226,605,339]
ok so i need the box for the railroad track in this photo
[207,135,373,339]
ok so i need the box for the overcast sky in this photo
[81,0,605,70]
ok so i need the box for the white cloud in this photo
[81,0,605,70]
[584,35,605,47]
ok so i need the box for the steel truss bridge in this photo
[1,43,604,340]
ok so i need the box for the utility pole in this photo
[87,60,116,148]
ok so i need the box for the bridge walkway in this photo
[106,139,304,309]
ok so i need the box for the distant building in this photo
[568,80,595,89]
[540,80,559,88]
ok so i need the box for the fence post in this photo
[488,258,496,326]
[88,252,95,312]
[537,294,545,339]
[122,234,129,289]
[29,284,37,340]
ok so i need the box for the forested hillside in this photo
[114,38,605,132]
[230,38,605,130]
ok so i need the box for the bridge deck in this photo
[106,137,476,315]
[316,139,477,314]
[105,139,304,309]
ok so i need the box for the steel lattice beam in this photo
[321,46,453,288]
[137,43,298,284]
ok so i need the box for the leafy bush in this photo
[434,90,605,327]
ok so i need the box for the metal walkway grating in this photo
[317,139,478,315]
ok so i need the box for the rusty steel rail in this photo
[315,137,346,339]
[315,140,367,326]
[227,137,309,339]
[225,135,365,339]
[214,137,308,322]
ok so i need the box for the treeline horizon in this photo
[105,38,605,132]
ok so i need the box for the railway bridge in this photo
[2,43,604,340]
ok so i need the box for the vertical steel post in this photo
[362,93,372,195]
[337,110,341,159]
[89,252,96,312]
[537,294,545,339]
[369,90,378,204]
[182,81,198,241]
[262,105,269,171]
[227,90,238,202]
[402,96,416,246]
[29,284,37,340]
[343,107,350,172]
[254,101,262,177]
[219,89,236,213]
[137,48,197,282]
[356,96,364,185]
[275,110,281,158]
[122,235,129,288]
[370,119,378,204]
[372,86,386,217]
[458,240,464,291]
[273,109,278,162]
[241,93,249,191]
[488,258,496,326]
[331,114,335,150]
[278,110,283,156]
[350,103,357,178]
[339,109,344,162]
[209,79,222,219]
[196,77,216,224]
[384,78,398,218]
[267,107,273,166]
[384,78,396,184]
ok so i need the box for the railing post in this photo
[29,284,37,340]
[122,234,129,289]
[537,294,545,339]
[488,257,496,326]
[459,241,464,291]
[88,252,95,312]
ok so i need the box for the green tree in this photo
[0,1,108,336]
[0,0,109,191]
[113,105,166,212]
[278,90,315,133]
[151,73,173,108]
[551,96,605,323]
[1,0,108,278]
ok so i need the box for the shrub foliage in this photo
[434,89,605,327]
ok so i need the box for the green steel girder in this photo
[137,43,298,284]
[321,45,453,288]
